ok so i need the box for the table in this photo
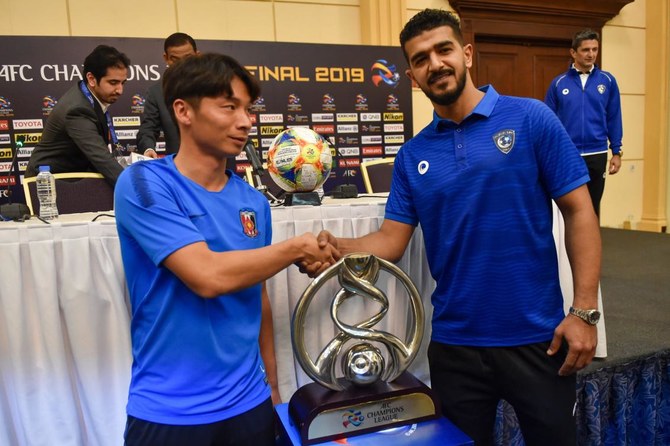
[0,197,605,446]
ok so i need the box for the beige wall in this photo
[1,0,666,230]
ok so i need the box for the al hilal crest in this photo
[239,210,259,238]
[493,129,515,154]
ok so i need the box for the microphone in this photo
[244,139,265,174]
[244,139,280,203]
[0,136,31,221]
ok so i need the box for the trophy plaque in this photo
[289,253,440,445]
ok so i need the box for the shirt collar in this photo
[571,63,594,75]
[85,84,109,113]
[431,84,499,130]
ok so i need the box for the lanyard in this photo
[78,81,124,154]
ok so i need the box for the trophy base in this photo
[288,372,440,445]
[284,191,321,206]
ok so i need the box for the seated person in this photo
[25,45,130,186]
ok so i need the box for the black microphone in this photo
[244,139,265,174]
[0,136,31,221]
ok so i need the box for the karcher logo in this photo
[112,116,141,126]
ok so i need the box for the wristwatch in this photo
[569,306,601,325]
[613,150,623,158]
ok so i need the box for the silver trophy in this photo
[289,253,440,445]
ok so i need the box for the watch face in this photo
[587,310,601,324]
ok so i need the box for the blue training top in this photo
[115,155,272,425]
[386,85,589,347]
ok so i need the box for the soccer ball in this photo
[267,127,333,192]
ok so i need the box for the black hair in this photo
[83,45,130,82]
[163,52,260,122]
[572,29,600,51]
[164,32,197,53]
[399,9,463,61]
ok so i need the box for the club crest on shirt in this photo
[597,84,606,94]
[239,209,259,238]
[493,129,515,154]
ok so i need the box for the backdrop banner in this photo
[0,36,412,206]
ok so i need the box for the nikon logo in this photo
[260,126,284,136]
[15,133,42,144]
[0,148,12,158]
[383,112,404,121]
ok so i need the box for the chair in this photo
[23,172,114,215]
[360,158,395,194]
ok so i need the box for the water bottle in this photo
[36,165,58,220]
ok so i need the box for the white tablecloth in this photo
[0,198,605,446]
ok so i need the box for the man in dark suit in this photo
[25,45,130,186]
[136,33,199,158]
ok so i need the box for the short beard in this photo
[422,68,467,106]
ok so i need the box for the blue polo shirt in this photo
[386,85,589,346]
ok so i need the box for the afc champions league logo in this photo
[370,59,400,88]
[292,254,424,391]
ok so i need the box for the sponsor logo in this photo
[383,112,404,121]
[386,94,400,111]
[17,147,34,158]
[236,163,251,174]
[0,176,16,186]
[384,134,405,144]
[342,169,358,177]
[311,113,334,122]
[286,124,309,130]
[261,138,276,147]
[383,123,404,133]
[0,148,12,159]
[112,116,141,127]
[249,127,258,136]
[287,114,309,123]
[0,120,9,130]
[259,114,283,123]
[260,126,284,136]
[156,142,166,151]
[337,136,359,145]
[338,158,360,167]
[18,160,29,172]
[337,124,358,134]
[15,133,41,145]
[312,124,335,134]
[12,119,43,130]
[0,134,10,144]
[385,145,401,155]
[249,114,257,124]
[337,147,360,156]
[336,113,358,122]
[362,146,383,156]
[360,112,381,122]
[361,135,383,144]
[115,129,138,140]
[361,124,381,133]
[0,162,12,173]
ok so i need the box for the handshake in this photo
[295,230,341,278]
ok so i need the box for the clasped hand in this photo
[297,230,340,277]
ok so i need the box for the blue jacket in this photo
[545,65,623,156]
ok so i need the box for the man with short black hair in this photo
[545,29,623,218]
[136,32,199,158]
[26,45,130,185]
[116,53,337,446]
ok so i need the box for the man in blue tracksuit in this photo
[545,29,623,218]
